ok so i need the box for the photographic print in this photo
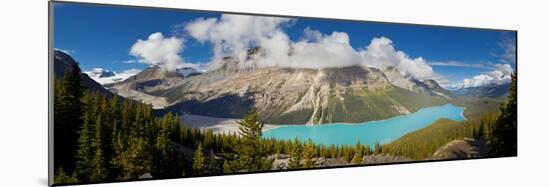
[50,1,517,185]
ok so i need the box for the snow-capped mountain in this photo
[452,83,511,98]
[86,68,115,78]
[84,68,141,85]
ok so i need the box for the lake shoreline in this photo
[178,103,466,145]
[269,103,465,128]
[263,103,466,146]
[179,114,281,135]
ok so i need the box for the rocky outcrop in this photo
[270,153,412,170]
[383,67,451,99]
[432,138,488,159]
[361,154,413,164]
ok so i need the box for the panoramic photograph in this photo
[51,2,517,185]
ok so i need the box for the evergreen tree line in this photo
[54,63,183,184]
[55,88,185,183]
[489,72,517,156]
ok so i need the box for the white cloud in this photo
[251,30,363,69]
[184,14,451,85]
[429,61,492,69]
[122,59,140,64]
[459,63,513,88]
[85,68,141,85]
[185,14,293,69]
[130,32,187,71]
[358,37,439,81]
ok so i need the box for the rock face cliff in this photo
[108,49,450,124]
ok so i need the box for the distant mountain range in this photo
[54,49,511,124]
[85,68,139,85]
[452,83,511,98]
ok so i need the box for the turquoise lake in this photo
[262,103,465,147]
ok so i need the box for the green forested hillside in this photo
[382,114,498,160]
[325,87,448,123]
[451,97,503,119]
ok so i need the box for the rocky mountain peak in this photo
[88,68,115,78]
[53,50,115,96]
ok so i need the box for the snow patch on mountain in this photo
[85,68,141,85]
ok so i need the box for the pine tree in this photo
[113,104,153,179]
[223,160,231,174]
[206,150,218,174]
[54,62,84,172]
[120,131,152,179]
[193,143,205,175]
[180,124,191,144]
[110,115,123,179]
[302,139,316,168]
[75,111,93,180]
[288,138,302,169]
[328,144,336,158]
[491,72,517,156]
[152,116,182,178]
[99,96,114,179]
[351,141,364,164]
[54,167,78,185]
[374,143,381,155]
[320,144,328,158]
[169,114,181,143]
[342,146,352,162]
[364,145,372,156]
[235,110,265,171]
[90,115,107,182]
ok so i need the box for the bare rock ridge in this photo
[106,65,201,109]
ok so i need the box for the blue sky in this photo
[53,2,516,88]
